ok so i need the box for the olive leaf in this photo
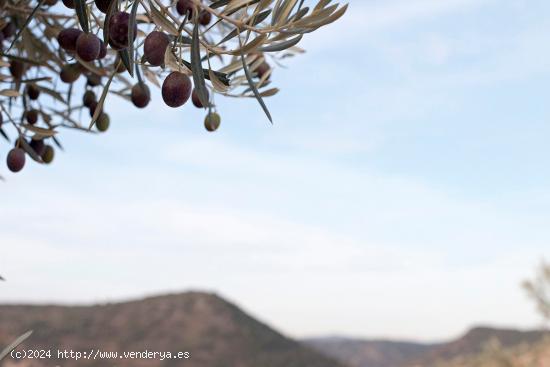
[52,136,65,151]
[181,59,231,86]
[238,36,272,123]
[191,17,209,108]
[210,0,231,8]
[127,0,140,76]
[89,67,118,130]
[36,86,66,104]
[103,0,120,43]
[259,87,279,97]
[118,49,134,77]
[21,124,58,137]
[224,0,262,16]
[0,54,44,70]
[0,127,9,142]
[0,89,20,97]
[148,0,179,35]
[20,77,52,84]
[259,35,302,52]
[217,9,272,45]
[6,0,46,52]
[74,0,90,33]
[272,0,299,26]
[0,331,33,361]
[18,137,43,163]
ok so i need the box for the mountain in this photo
[414,326,548,365]
[0,292,344,367]
[303,337,432,367]
[304,327,549,367]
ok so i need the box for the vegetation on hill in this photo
[0,292,343,367]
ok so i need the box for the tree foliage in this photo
[523,260,550,323]
[0,0,347,174]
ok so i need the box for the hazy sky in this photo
[1,0,550,342]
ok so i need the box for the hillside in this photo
[304,337,432,367]
[414,326,548,365]
[305,327,549,367]
[0,292,343,367]
[433,337,550,367]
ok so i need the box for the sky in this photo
[1,0,550,342]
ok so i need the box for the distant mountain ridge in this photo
[303,336,433,367]
[2,292,547,367]
[0,292,343,367]
[304,327,549,367]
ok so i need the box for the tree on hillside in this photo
[523,260,550,325]
[0,0,347,175]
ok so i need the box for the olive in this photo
[76,33,101,62]
[57,28,83,52]
[88,100,102,117]
[29,138,46,156]
[199,10,211,25]
[162,72,192,108]
[131,83,150,108]
[2,22,16,39]
[42,145,55,164]
[27,84,40,100]
[95,0,111,13]
[176,0,193,17]
[9,60,25,79]
[6,148,25,172]
[256,61,270,79]
[96,113,110,132]
[25,109,38,125]
[204,112,220,132]
[143,31,169,66]
[83,90,96,108]
[60,63,81,84]
[62,0,75,9]
[97,40,107,59]
[108,12,137,50]
[87,74,102,87]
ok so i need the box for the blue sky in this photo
[1,0,550,341]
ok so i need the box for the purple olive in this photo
[76,33,101,62]
[83,90,96,107]
[144,31,169,66]
[6,148,25,172]
[131,83,150,108]
[57,28,83,52]
[162,72,192,108]
[9,60,25,79]
[108,12,137,50]
[25,109,38,125]
[29,139,46,156]
[95,0,111,13]
[27,84,40,100]
[62,0,75,9]
[199,10,211,25]
[176,0,194,17]
[2,22,16,39]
